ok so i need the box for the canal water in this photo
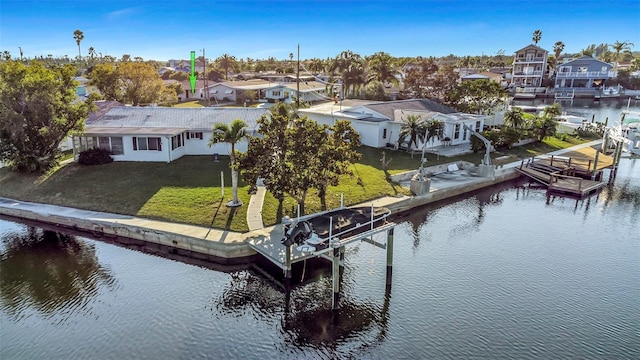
[1,104,639,359]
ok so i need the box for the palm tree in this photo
[330,50,365,98]
[398,115,427,152]
[612,40,635,72]
[542,103,562,119]
[424,119,445,144]
[209,119,250,207]
[532,115,557,142]
[73,29,84,60]
[553,41,565,61]
[367,51,401,86]
[88,47,96,65]
[503,107,525,130]
[532,30,542,45]
[581,44,596,57]
[216,54,237,80]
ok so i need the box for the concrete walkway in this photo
[246,179,266,231]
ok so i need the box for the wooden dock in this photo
[516,154,611,197]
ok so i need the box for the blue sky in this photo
[1,0,639,62]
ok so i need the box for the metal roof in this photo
[86,106,268,132]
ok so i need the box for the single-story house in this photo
[264,81,329,103]
[207,80,273,103]
[74,105,268,163]
[300,99,488,150]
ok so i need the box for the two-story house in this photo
[554,56,613,97]
[510,44,548,88]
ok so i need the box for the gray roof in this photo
[86,106,268,131]
[363,99,458,118]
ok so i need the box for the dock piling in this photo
[332,247,341,310]
[386,228,394,286]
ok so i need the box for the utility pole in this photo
[203,48,210,107]
[296,44,300,110]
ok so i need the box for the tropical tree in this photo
[216,54,237,79]
[424,119,445,145]
[448,79,507,115]
[314,119,361,210]
[581,44,596,57]
[0,60,92,172]
[542,103,562,119]
[367,51,401,86]
[329,50,366,98]
[88,47,96,65]
[553,41,565,61]
[398,115,426,152]
[73,29,84,60]
[532,30,542,45]
[531,115,557,142]
[612,40,635,72]
[238,102,360,215]
[503,107,526,130]
[209,119,250,207]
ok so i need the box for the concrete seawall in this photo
[0,168,521,262]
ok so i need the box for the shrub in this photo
[78,148,113,165]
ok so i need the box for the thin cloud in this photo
[106,7,137,20]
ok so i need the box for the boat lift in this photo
[247,202,397,310]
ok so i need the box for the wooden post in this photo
[591,148,600,180]
[386,227,394,286]
[332,247,341,310]
[284,245,292,279]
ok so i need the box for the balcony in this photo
[514,57,545,63]
[556,71,609,78]
[513,71,543,76]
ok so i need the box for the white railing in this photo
[513,71,543,76]
[556,71,609,78]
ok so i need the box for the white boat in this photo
[557,114,588,133]
[619,111,640,155]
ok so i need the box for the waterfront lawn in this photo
[0,156,252,232]
[0,136,591,231]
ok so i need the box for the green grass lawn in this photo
[0,136,593,232]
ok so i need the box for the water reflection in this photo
[211,263,392,354]
[0,226,115,321]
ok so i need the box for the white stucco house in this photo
[299,99,488,150]
[74,102,268,163]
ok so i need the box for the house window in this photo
[578,67,587,73]
[475,121,481,132]
[133,137,162,151]
[463,126,468,140]
[94,136,124,155]
[601,66,607,72]
[171,134,184,150]
[454,124,461,140]
[188,132,203,140]
[383,129,387,139]
[272,90,281,97]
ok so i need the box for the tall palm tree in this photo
[88,47,96,65]
[532,30,542,45]
[73,29,84,60]
[532,115,557,142]
[553,41,565,61]
[216,54,237,80]
[209,119,250,207]
[612,40,635,72]
[424,119,445,145]
[398,115,427,152]
[330,50,365,98]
